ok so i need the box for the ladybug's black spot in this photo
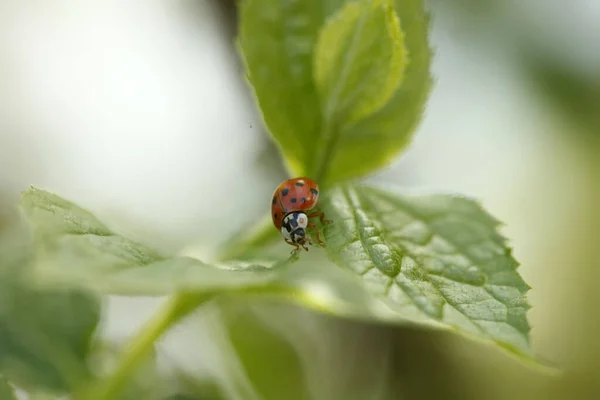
[272,196,277,205]
[274,212,278,219]
[310,188,319,196]
[295,181,304,187]
[302,197,307,203]
[291,198,297,204]
[282,188,289,196]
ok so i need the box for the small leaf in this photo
[320,0,433,183]
[314,0,406,126]
[20,187,284,296]
[320,184,532,356]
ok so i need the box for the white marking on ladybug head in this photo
[281,226,291,240]
[296,213,308,229]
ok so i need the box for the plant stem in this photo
[80,292,211,400]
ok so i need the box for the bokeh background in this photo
[0,0,597,399]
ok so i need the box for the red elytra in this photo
[271,177,320,229]
[271,177,332,254]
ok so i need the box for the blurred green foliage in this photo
[522,52,600,138]
[0,208,99,393]
[0,375,17,400]
[224,306,311,400]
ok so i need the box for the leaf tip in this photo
[23,184,38,195]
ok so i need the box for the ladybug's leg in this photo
[285,238,301,255]
[308,222,326,247]
[307,211,332,225]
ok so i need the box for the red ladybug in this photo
[271,177,331,253]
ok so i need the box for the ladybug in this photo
[271,177,332,254]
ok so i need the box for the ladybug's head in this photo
[281,212,310,246]
[290,228,307,245]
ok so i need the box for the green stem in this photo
[80,292,211,400]
[80,207,290,400]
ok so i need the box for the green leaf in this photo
[20,186,284,296]
[0,211,100,392]
[0,375,17,400]
[19,186,539,365]
[314,0,406,127]
[238,0,432,184]
[238,0,329,177]
[320,184,532,356]
[312,0,407,182]
[320,0,432,183]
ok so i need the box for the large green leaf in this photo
[0,209,100,392]
[321,184,532,356]
[238,0,432,184]
[20,186,536,363]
